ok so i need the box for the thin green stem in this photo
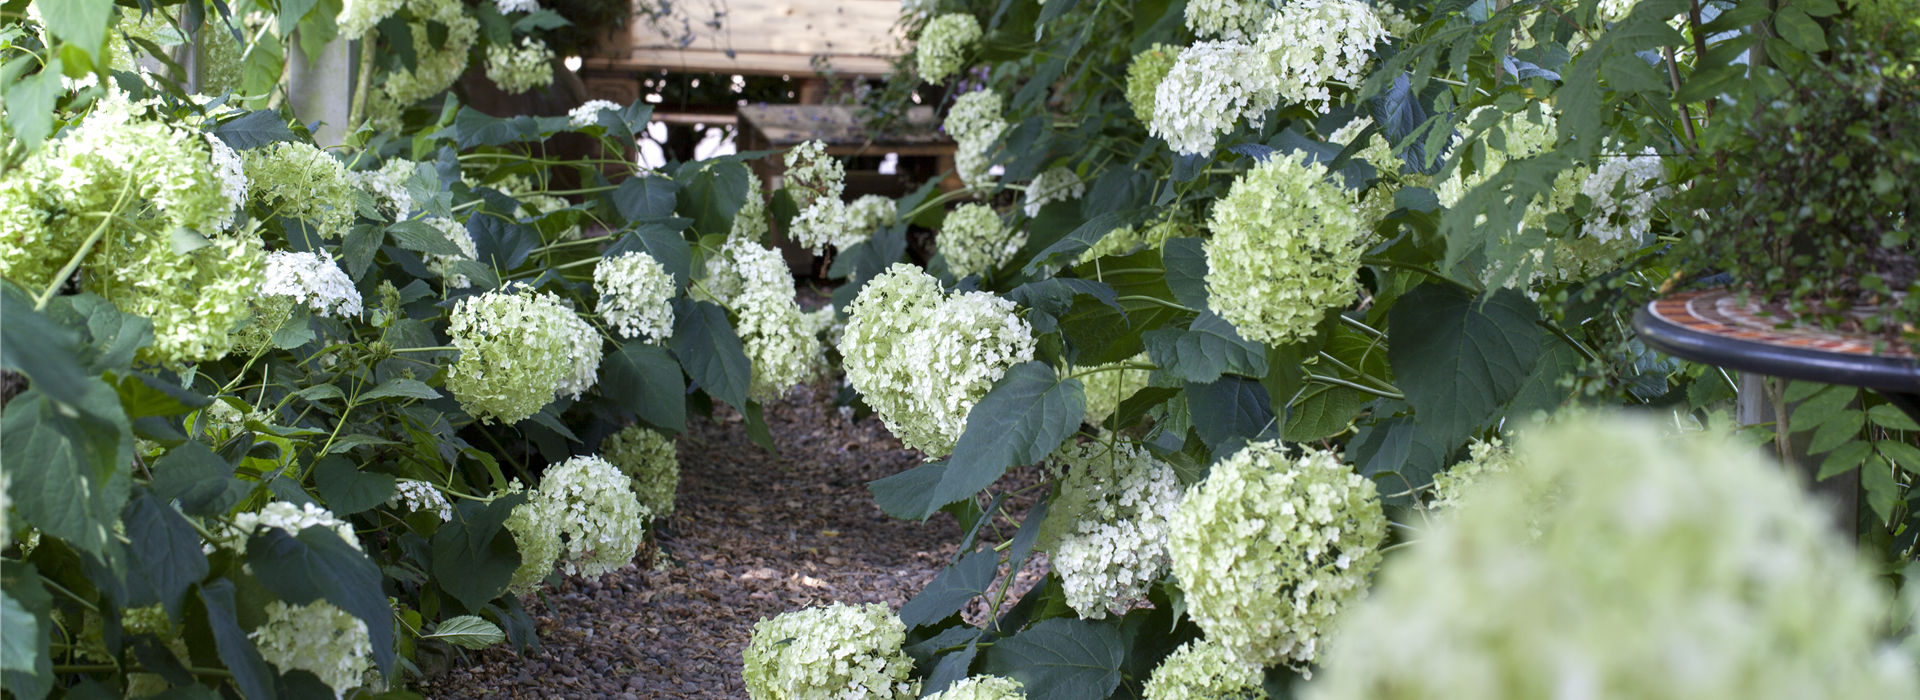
[1114,295,1196,314]
[1305,372,1405,401]
[1063,362,1158,382]
[1359,256,1483,294]
[41,578,98,613]
[1337,314,1385,339]
[1314,351,1399,393]
[393,345,458,353]
[1539,321,1601,364]
[36,176,135,310]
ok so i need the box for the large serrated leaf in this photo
[604,222,693,292]
[312,456,396,515]
[122,493,210,620]
[198,579,277,700]
[1,291,89,406]
[0,592,35,676]
[386,219,466,256]
[981,618,1125,700]
[1141,312,1267,384]
[676,160,750,236]
[669,299,751,410]
[899,551,1001,628]
[1059,249,1184,365]
[942,363,1085,514]
[151,441,248,517]
[612,175,681,224]
[212,110,296,150]
[1186,375,1276,450]
[2,383,132,554]
[432,494,527,611]
[600,341,687,434]
[247,527,395,675]
[425,615,507,649]
[1387,284,1545,448]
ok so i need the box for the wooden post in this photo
[287,38,352,147]
[1738,373,1861,534]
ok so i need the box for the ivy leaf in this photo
[312,456,396,515]
[425,616,507,649]
[1387,284,1546,448]
[899,551,1001,628]
[1185,375,1275,451]
[431,494,527,611]
[212,110,296,150]
[981,618,1125,700]
[1141,313,1267,384]
[599,341,687,434]
[670,299,752,410]
[944,363,1086,512]
[246,527,395,675]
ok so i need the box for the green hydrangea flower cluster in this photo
[1022,167,1084,217]
[916,13,982,83]
[1427,437,1518,511]
[927,676,1027,700]
[601,424,680,517]
[422,215,480,288]
[1042,441,1184,618]
[743,602,920,700]
[1308,417,1920,700]
[1143,639,1267,700]
[338,0,405,36]
[733,174,771,244]
[783,140,845,208]
[368,0,479,129]
[1126,44,1180,126]
[1077,354,1151,426]
[1169,441,1387,669]
[503,479,563,593]
[1253,0,1388,113]
[945,90,1008,187]
[703,238,824,400]
[243,141,357,236]
[251,601,373,695]
[532,455,651,577]
[938,203,1025,278]
[486,36,556,95]
[446,285,603,424]
[841,264,1036,457]
[594,251,677,342]
[351,158,417,221]
[1185,0,1272,39]
[1204,152,1366,346]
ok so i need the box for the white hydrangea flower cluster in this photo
[369,0,479,128]
[251,601,373,695]
[1126,44,1180,126]
[1185,0,1273,39]
[601,424,680,517]
[703,239,823,400]
[205,133,248,231]
[1169,442,1387,668]
[917,13,982,83]
[945,91,1009,187]
[503,479,563,593]
[1435,107,1560,211]
[388,479,454,521]
[1253,0,1388,113]
[1078,354,1151,426]
[496,0,541,13]
[847,194,898,237]
[783,140,846,207]
[242,141,358,236]
[1143,639,1266,700]
[1022,167,1085,217]
[351,158,417,220]
[261,250,363,318]
[1308,417,1920,700]
[733,174,771,244]
[938,203,1025,278]
[569,99,623,128]
[220,501,363,555]
[1580,147,1667,243]
[1152,41,1279,156]
[1378,4,1419,37]
[1204,152,1366,346]
[446,284,603,424]
[926,676,1027,700]
[841,264,1037,457]
[530,455,651,576]
[422,215,480,288]
[743,602,920,700]
[790,197,855,254]
[338,0,404,36]
[1044,441,1184,619]
[486,37,556,95]
[1427,437,1517,511]
[594,251,677,342]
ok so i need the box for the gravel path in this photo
[422,384,1046,699]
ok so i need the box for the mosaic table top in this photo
[1634,288,1920,392]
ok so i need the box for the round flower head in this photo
[503,480,563,593]
[795,194,898,254]
[242,141,357,235]
[784,140,846,208]
[422,215,480,288]
[220,501,363,555]
[486,36,555,95]
[251,601,372,695]
[1204,152,1366,346]
[1186,0,1273,39]
[1022,167,1085,217]
[917,13,982,83]
[388,479,454,521]
[1169,441,1387,668]
[1427,437,1518,512]
[1580,146,1667,244]
[742,602,920,700]
[595,250,677,342]
[927,676,1026,700]
[261,250,362,318]
[532,455,651,577]
[205,133,249,231]
[702,238,823,400]
[569,99,623,128]
[1042,441,1184,619]
[1152,41,1280,156]
[351,158,417,221]
[1307,416,1920,700]
[1077,354,1152,427]
[848,194,898,238]
[946,90,1008,187]
[368,0,479,129]
[1435,106,1559,211]
[1126,44,1180,126]
[841,264,1036,457]
[1253,0,1389,113]
[1144,639,1267,700]
[338,0,405,36]
[937,203,1025,278]
[601,424,680,517]
[733,174,772,244]
[447,285,603,424]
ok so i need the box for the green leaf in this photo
[2,384,132,553]
[1867,404,1920,432]
[945,363,1086,509]
[468,216,540,270]
[669,299,752,410]
[45,293,154,375]
[151,441,248,517]
[1141,312,1267,384]
[1186,375,1276,450]
[1874,440,1920,474]
[925,641,982,696]
[312,456,396,515]
[1348,416,1450,505]
[1,289,89,406]
[404,162,453,219]
[612,175,682,223]
[0,592,35,676]
[424,615,506,649]
[1805,410,1865,454]
[1106,386,1180,431]
[868,460,954,521]
[5,59,65,147]
[357,378,441,403]
[1862,455,1899,521]
[511,9,573,31]
[213,110,296,150]
[1788,384,1856,432]
[1038,0,1083,24]
[1500,342,1582,420]
[981,618,1125,700]
[386,219,465,256]
[122,493,210,620]
[899,551,1001,628]
[114,373,212,419]
[600,341,687,434]
[1160,238,1209,310]
[1059,248,1184,365]
[1024,210,1138,274]
[1816,440,1872,480]
[2,562,52,700]
[743,401,777,454]
[605,222,694,292]
[342,224,383,280]
[197,579,278,700]
[326,434,401,454]
[596,102,655,147]
[1387,284,1546,447]
[1773,7,1827,53]
[246,526,395,675]
[1284,384,1366,441]
[431,494,527,611]
[38,0,113,59]
[676,160,751,236]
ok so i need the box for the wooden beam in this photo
[581,50,896,78]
